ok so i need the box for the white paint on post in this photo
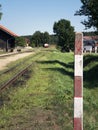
[75,55,83,76]
[74,97,83,118]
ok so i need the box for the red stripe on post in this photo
[75,33,83,55]
[74,76,83,97]
[74,118,83,130]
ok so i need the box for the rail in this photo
[0,63,32,93]
[0,51,44,93]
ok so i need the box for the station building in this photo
[83,36,98,53]
[0,25,18,52]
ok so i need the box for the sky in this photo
[0,0,95,36]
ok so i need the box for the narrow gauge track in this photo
[0,52,44,93]
[0,63,32,93]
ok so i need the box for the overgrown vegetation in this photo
[83,53,98,129]
[0,47,98,129]
[0,50,43,86]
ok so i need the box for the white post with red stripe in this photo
[74,32,83,130]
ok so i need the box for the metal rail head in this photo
[0,63,32,93]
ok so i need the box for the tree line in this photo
[0,0,98,52]
[17,19,75,52]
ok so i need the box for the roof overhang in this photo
[0,25,18,37]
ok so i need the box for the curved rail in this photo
[0,63,32,93]
[0,51,44,93]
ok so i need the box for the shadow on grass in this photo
[44,67,74,78]
[84,54,98,67]
[84,54,98,88]
[37,54,98,89]
[36,60,74,129]
[37,60,74,69]
[84,64,98,88]
[36,60,74,79]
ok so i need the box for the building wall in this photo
[0,30,15,51]
[83,45,92,53]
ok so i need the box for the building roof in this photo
[83,36,98,41]
[0,25,18,37]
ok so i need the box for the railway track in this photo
[0,51,44,93]
[0,63,32,93]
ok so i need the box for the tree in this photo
[75,0,98,30]
[31,31,50,47]
[15,37,27,47]
[0,4,2,20]
[43,32,50,44]
[49,34,58,45]
[31,31,42,47]
[53,19,75,52]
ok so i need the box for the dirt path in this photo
[0,52,34,70]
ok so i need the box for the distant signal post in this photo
[74,32,83,130]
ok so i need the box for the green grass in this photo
[0,48,74,130]
[0,51,44,86]
[83,53,98,130]
[0,48,98,129]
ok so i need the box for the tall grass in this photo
[0,48,74,130]
[0,48,98,129]
[83,53,98,130]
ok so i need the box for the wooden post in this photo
[74,32,83,130]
